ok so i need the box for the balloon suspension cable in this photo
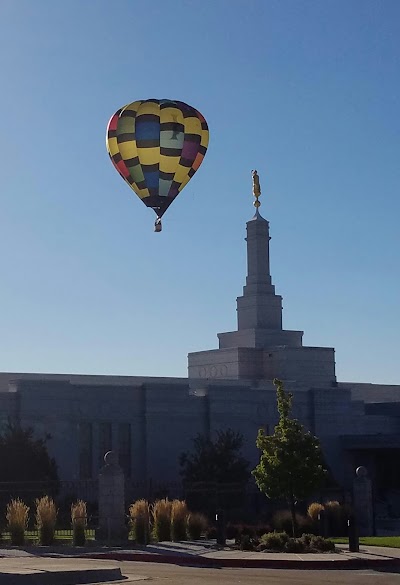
[154,217,162,233]
[251,169,261,209]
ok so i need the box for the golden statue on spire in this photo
[252,169,261,208]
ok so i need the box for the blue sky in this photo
[0,0,399,383]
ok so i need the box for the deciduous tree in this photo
[180,429,250,513]
[0,422,59,508]
[253,379,327,536]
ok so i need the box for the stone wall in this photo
[0,372,398,493]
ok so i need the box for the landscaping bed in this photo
[236,530,335,553]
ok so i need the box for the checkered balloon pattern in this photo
[106,99,209,219]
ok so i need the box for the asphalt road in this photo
[118,561,400,584]
[2,556,400,585]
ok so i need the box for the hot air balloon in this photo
[106,99,209,232]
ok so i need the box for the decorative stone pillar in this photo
[353,466,374,536]
[96,451,128,543]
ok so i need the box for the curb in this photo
[0,567,123,585]
[84,551,400,571]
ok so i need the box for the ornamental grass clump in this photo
[6,498,29,546]
[324,500,347,536]
[35,496,57,545]
[151,498,172,542]
[307,502,324,532]
[129,499,150,545]
[307,502,324,523]
[170,499,188,541]
[71,500,87,546]
[187,512,208,540]
[324,500,341,517]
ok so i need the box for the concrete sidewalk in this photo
[2,540,400,571]
[83,541,400,570]
[0,557,125,585]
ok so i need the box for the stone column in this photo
[96,451,128,544]
[353,466,374,536]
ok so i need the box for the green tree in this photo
[180,429,250,512]
[253,379,327,536]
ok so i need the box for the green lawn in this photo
[332,536,400,548]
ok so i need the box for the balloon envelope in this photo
[106,99,209,219]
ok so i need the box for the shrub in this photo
[171,500,188,541]
[71,500,87,546]
[151,498,172,542]
[240,534,258,550]
[35,496,57,545]
[299,532,314,548]
[257,531,334,553]
[308,534,335,552]
[271,510,311,536]
[6,499,29,546]
[187,512,208,540]
[299,533,335,552]
[129,499,150,545]
[284,537,305,553]
[259,531,289,550]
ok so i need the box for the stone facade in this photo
[0,202,399,504]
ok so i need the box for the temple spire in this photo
[234,170,283,331]
[188,168,307,381]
